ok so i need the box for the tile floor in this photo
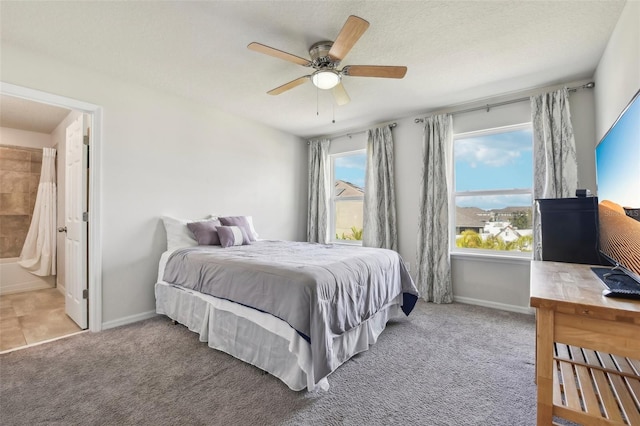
[0,288,82,352]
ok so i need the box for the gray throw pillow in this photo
[186,219,222,245]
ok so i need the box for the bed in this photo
[155,217,419,391]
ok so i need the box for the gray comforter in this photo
[163,240,419,383]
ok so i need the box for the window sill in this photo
[450,250,532,265]
[331,241,363,247]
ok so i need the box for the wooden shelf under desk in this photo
[530,261,640,426]
[552,343,640,425]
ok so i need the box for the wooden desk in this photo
[530,261,640,425]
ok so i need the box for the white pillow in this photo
[245,216,260,240]
[161,215,218,252]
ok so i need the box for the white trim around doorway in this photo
[1,82,103,332]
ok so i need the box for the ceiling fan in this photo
[247,15,407,106]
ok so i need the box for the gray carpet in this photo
[0,302,539,425]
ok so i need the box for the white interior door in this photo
[65,115,88,329]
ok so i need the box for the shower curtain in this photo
[18,147,57,276]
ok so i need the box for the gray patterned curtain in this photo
[362,125,397,250]
[307,139,330,243]
[531,88,578,260]
[416,115,453,304]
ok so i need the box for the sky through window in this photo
[455,128,532,210]
[334,153,366,189]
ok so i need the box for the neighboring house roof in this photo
[335,180,363,198]
[494,225,523,242]
[491,206,531,217]
[456,207,486,229]
[456,206,532,233]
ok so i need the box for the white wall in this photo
[327,133,367,155]
[0,127,52,148]
[1,42,308,326]
[594,0,640,140]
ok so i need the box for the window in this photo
[330,150,366,243]
[452,124,533,255]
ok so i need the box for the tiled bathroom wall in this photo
[0,145,42,258]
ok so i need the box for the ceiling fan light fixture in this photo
[249,15,405,105]
[311,70,341,90]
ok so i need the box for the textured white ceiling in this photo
[0,1,626,138]
[0,95,71,134]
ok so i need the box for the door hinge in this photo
[82,289,88,299]
[83,212,89,222]
[83,135,90,145]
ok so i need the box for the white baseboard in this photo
[101,310,158,330]
[0,281,52,296]
[453,296,534,315]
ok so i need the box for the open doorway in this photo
[0,83,102,352]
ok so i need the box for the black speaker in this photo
[537,197,602,265]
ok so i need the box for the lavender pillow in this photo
[186,219,222,245]
[217,226,251,248]
[219,216,258,241]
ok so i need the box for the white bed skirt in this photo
[155,281,402,391]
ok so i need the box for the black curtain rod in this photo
[414,82,595,123]
[310,122,397,143]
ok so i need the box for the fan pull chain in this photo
[332,102,335,124]
[316,84,319,116]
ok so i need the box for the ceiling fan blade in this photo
[248,42,311,67]
[328,15,370,62]
[267,76,310,95]
[343,65,407,79]
[332,83,351,106]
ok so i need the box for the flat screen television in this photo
[595,88,640,285]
